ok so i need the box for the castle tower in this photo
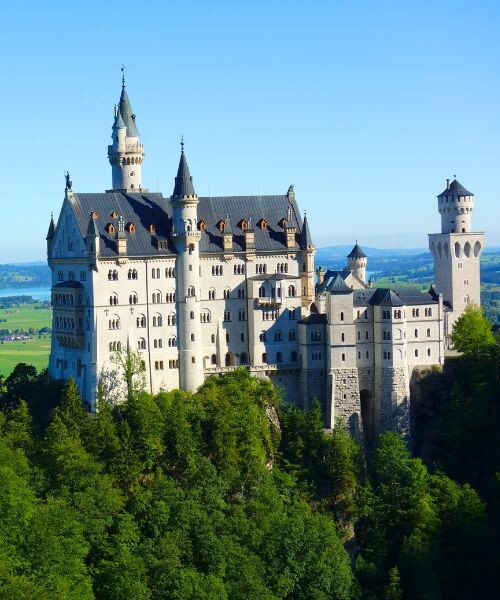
[429,178,484,335]
[347,242,367,284]
[300,212,316,307]
[107,75,145,191]
[170,143,204,392]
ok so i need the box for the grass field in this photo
[0,303,52,331]
[0,303,52,376]
[0,336,51,376]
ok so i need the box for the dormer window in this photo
[257,219,268,230]
[105,223,115,234]
[126,222,136,233]
[238,219,248,230]
[279,217,287,229]
[91,210,99,220]
[110,211,118,219]
[198,220,206,231]
[149,224,156,234]
[216,220,225,232]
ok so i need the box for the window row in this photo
[260,351,298,364]
[233,264,245,275]
[262,310,279,321]
[258,284,296,298]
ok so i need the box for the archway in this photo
[360,389,376,452]
[225,352,236,367]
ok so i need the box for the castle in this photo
[47,80,484,438]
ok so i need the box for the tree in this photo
[104,347,146,403]
[450,305,495,355]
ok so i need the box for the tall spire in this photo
[118,73,139,137]
[300,213,313,248]
[172,141,196,198]
[46,213,55,240]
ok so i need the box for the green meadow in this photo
[0,337,51,376]
[0,303,52,376]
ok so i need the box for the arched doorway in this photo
[225,352,236,367]
[360,389,375,452]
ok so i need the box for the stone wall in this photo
[375,366,410,436]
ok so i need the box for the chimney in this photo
[446,178,450,190]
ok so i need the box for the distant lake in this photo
[0,287,51,302]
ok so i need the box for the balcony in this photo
[256,297,282,308]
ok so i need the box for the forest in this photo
[0,311,498,599]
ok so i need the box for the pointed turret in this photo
[46,214,55,240]
[46,214,55,256]
[107,74,145,191]
[86,212,100,259]
[347,241,367,284]
[300,214,313,248]
[172,147,196,199]
[112,107,126,131]
[118,84,139,137]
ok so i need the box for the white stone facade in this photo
[46,83,480,440]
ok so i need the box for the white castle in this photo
[47,80,484,438]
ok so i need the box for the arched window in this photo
[190,311,195,320]
[276,352,283,363]
[211,354,217,365]
[138,338,146,350]
[109,293,118,306]
[288,285,296,297]
[341,353,346,362]
[262,352,267,363]
[136,315,146,328]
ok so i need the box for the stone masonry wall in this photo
[375,366,410,436]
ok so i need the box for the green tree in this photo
[450,304,495,355]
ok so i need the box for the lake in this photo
[0,287,51,302]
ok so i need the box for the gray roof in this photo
[299,313,327,325]
[326,273,352,295]
[352,286,438,307]
[68,191,306,257]
[347,243,367,259]
[172,151,196,198]
[316,269,350,294]
[118,85,139,137]
[113,110,126,130]
[438,179,473,197]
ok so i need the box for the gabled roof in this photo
[325,273,352,295]
[352,286,439,307]
[67,191,303,257]
[347,242,367,259]
[369,288,404,306]
[300,214,313,248]
[118,85,139,137]
[438,179,473,197]
[172,151,196,198]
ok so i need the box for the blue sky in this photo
[1,0,499,262]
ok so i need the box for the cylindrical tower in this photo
[170,145,204,392]
[438,178,475,234]
[107,81,145,191]
[347,243,368,284]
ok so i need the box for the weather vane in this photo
[180,135,184,152]
[121,65,126,86]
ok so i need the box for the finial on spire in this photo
[121,65,126,87]
[180,135,184,153]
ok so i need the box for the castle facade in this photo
[47,81,483,437]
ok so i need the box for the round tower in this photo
[107,76,145,191]
[438,178,475,234]
[170,143,204,392]
[347,242,367,284]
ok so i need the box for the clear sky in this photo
[1,0,499,262]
